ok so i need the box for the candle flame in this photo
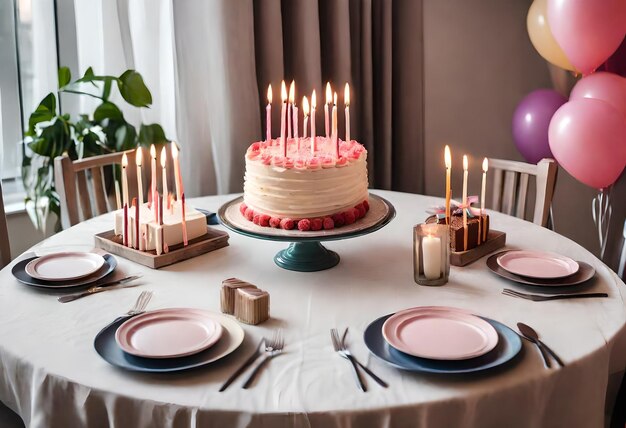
[288,80,295,104]
[281,80,287,102]
[160,146,167,168]
[344,83,350,106]
[463,154,468,171]
[171,141,179,159]
[122,152,128,168]
[302,96,309,116]
[267,84,272,104]
[150,144,156,159]
[333,92,337,106]
[444,145,451,169]
[311,90,316,109]
[326,82,332,104]
[482,157,488,172]
[135,146,142,166]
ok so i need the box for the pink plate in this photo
[25,252,105,281]
[497,250,579,279]
[382,306,499,360]
[115,308,224,359]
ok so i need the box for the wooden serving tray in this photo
[450,229,506,267]
[94,226,229,269]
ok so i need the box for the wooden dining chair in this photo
[488,158,558,228]
[0,180,12,269]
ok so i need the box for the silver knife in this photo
[58,275,142,303]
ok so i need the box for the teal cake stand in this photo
[218,193,395,272]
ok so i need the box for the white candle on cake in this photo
[171,142,183,201]
[344,83,350,143]
[288,80,294,139]
[302,96,309,140]
[325,82,331,138]
[266,84,272,142]
[422,234,442,280]
[121,153,129,207]
[332,92,338,158]
[150,144,157,206]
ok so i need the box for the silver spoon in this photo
[517,322,564,367]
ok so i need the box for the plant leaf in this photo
[58,67,71,88]
[138,123,168,146]
[115,123,137,151]
[27,93,57,134]
[94,101,123,122]
[117,70,152,107]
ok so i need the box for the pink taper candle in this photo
[135,147,144,205]
[324,82,331,138]
[288,80,294,139]
[332,92,338,158]
[311,90,317,155]
[280,81,287,156]
[160,147,168,209]
[266,84,272,142]
[150,144,157,220]
[344,83,350,143]
[302,96,309,140]
[171,142,183,200]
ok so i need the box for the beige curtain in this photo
[252,0,425,192]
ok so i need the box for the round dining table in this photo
[0,190,625,428]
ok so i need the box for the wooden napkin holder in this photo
[220,278,270,325]
[94,226,229,269]
[450,229,506,267]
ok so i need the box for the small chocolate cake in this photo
[427,214,490,252]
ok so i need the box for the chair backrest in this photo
[0,181,11,269]
[488,158,558,227]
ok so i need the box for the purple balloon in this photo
[512,89,568,164]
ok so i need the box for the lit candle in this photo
[422,234,442,280]
[121,153,129,207]
[288,80,295,139]
[171,142,183,200]
[444,145,451,225]
[344,83,350,142]
[150,144,157,212]
[280,80,287,155]
[311,90,317,154]
[325,82,331,138]
[481,157,488,242]
[135,147,144,205]
[302,96,309,140]
[266,84,272,142]
[332,92,338,158]
[462,154,469,251]
[160,147,169,209]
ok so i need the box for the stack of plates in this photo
[12,252,117,289]
[487,250,595,287]
[94,308,244,373]
[364,306,522,374]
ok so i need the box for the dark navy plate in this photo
[196,208,220,225]
[94,314,244,373]
[12,254,117,289]
[364,313,522,374]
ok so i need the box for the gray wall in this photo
[423,0,603,256]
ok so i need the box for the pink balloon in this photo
[570,72,626,117]
[548,0,626,75]
[549,99,626,189]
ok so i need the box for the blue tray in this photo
[364,313,522,374]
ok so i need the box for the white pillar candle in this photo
[266,84,272,142]
[422,235,442,280]
[344,83,350,142]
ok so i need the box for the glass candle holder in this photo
[413,223,450,286]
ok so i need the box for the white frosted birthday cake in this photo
[114,200,206,252]
[241,137,369,231]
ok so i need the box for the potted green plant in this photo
[22,66,169,231]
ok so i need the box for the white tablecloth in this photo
[0,190,625,428]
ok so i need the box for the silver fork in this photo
[337,328,388,388]
[331,328,366,392]
[112,290,153,323]
[502,288,608,302]
[242,330,284,389]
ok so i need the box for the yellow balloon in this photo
[527,0,576,72]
